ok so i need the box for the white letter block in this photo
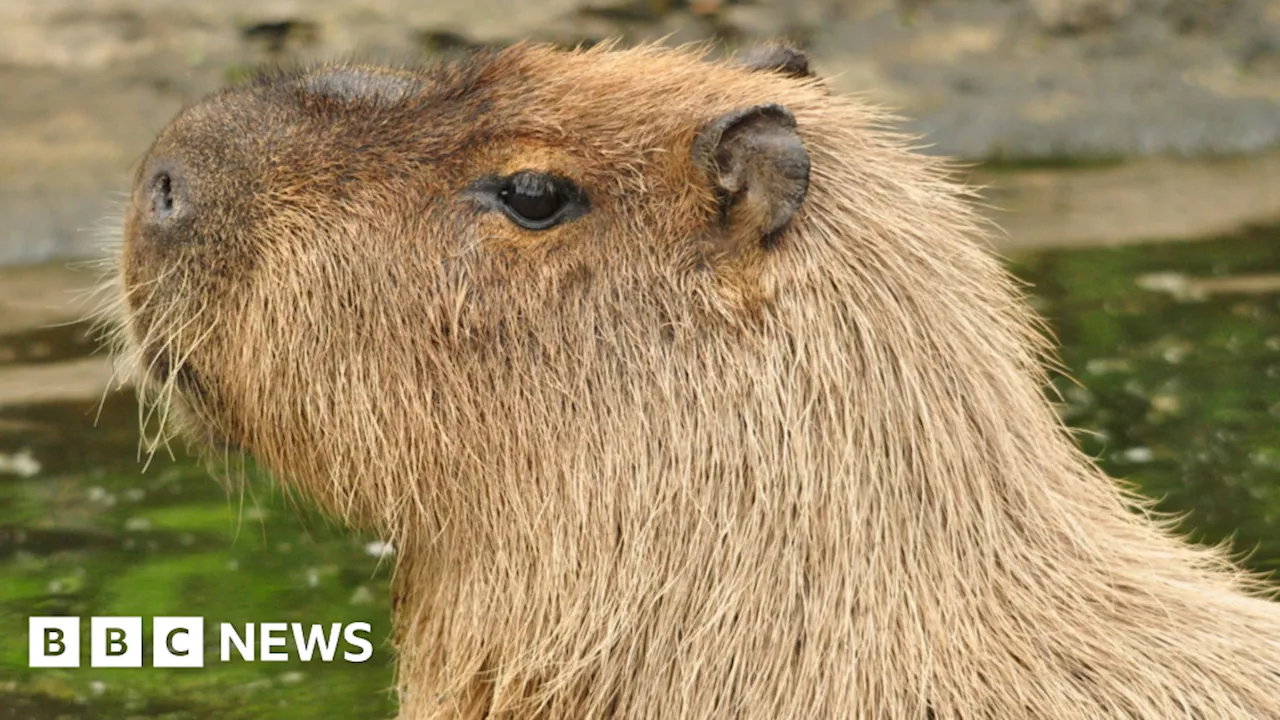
[29,617,80,668]
[91,616,142,668]
[154,617,204,668]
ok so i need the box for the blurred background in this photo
[1,0,1278,718]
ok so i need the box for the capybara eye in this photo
[497,172,579,230]
[150,171,175,221]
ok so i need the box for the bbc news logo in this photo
[29,617,373,668]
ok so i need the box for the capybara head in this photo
[115,43,1029,543]
[115,44,897,529]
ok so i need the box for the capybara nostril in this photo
[143,162,183,225]
[151,172,174,218]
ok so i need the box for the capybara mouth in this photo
[159,355,198,395]
[142,341,208,403]
[137,338,244,452]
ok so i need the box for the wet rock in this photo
[1029,0,1133,34]
[719,4,801,43]
[1160,0,1241,35]
[6,0,1280,266]
[241,19,322,55]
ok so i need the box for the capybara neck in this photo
[113,44,1280,719]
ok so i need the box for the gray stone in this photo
[7,0,1280,265]
[1029,0,1133,34]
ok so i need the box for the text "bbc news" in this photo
[29,617,374,668]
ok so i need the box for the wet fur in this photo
[109,44,1280,718]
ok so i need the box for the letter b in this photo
[29,617,80,668]
[91,617,142,668]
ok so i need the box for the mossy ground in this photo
[1,229,1278,717]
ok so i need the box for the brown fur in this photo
[106,43,1280,718]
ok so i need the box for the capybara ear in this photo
[692,103,810,247]
[734,45,814,80]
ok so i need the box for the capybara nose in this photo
[139,158,185,228]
